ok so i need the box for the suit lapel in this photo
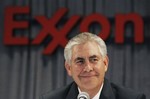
[66,82,79,99]
[100,78,116,99]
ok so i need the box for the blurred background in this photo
[0,0,150,99]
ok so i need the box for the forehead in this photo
[71,42,101,59]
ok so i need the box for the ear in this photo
[65,61,72,76]
[103,55,109,72]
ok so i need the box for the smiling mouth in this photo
[79,75,96,78]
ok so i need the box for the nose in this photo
[83,61,93,72]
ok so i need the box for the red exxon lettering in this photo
[4,7,144,55]
[32,8,80,54]
[4,6,29,45]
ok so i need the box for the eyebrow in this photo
[89,55,98,59]
[74,55,99,61]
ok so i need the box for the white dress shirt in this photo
[78,83,104,99]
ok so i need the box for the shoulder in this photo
[110,82,146,99]
[40,82,74,99]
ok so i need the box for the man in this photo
[40,32,146,99]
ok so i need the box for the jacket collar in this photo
[66,82,79,99]
[100,78,116,99]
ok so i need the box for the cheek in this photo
[94,64,106,74]
[71,66,83,75]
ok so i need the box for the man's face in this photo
[65,41,109,92]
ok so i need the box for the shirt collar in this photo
[78,83,104,99]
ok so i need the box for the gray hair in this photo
[64,32,107,64]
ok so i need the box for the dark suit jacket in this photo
[40,79,146,99]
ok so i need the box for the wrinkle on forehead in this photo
[71,41,102,62]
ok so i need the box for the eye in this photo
[90,58,98,63]
[76,60,84,64]
[74,57,85,65]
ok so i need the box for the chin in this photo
[82,84,98,91]
[82,81,97,88]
